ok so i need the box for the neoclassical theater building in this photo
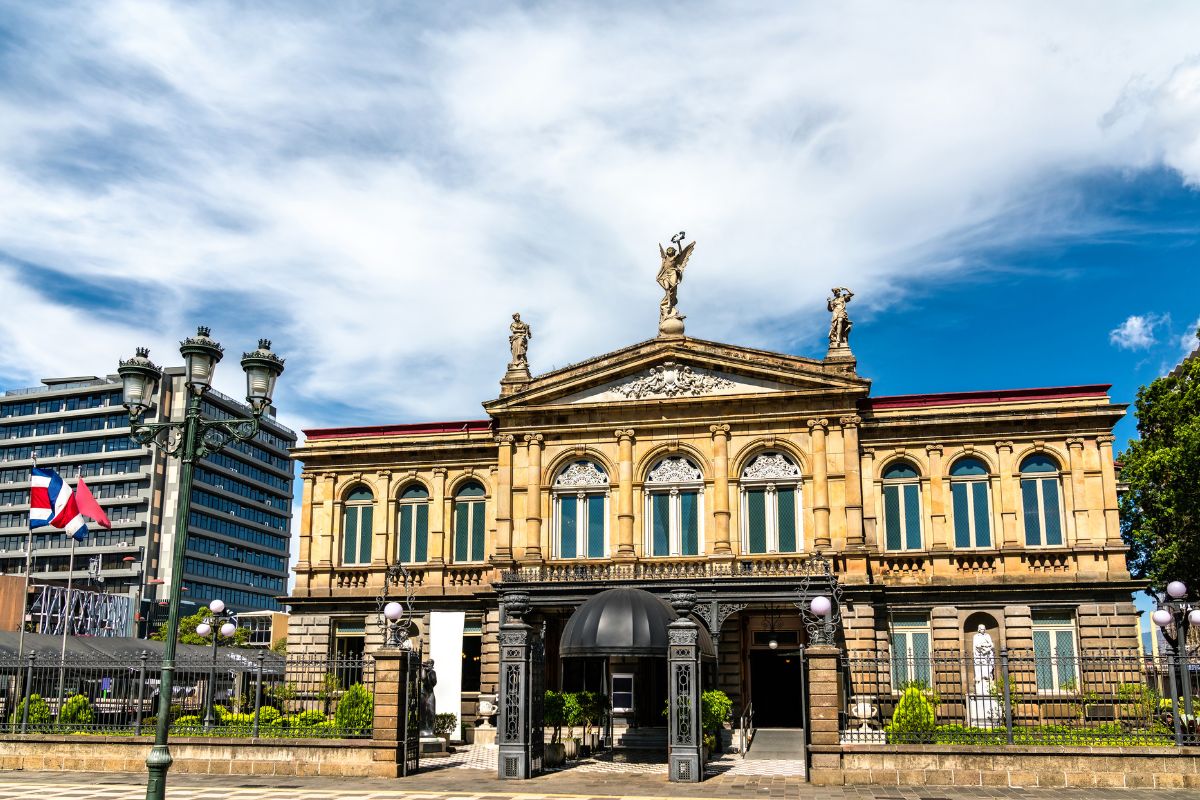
[287,247,1139,738]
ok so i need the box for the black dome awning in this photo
[559,587,715,658]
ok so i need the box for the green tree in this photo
[1120,332,1200,591]
[150,605,250,647]
[333,683,374,735]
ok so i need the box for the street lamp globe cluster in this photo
[118,327,285,800]
[1151,579,1198,727]
[196,598,239,731]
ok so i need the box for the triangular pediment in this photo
[484,336,869,413]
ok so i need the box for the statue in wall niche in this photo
[657,231,696,323]
[508,313,531,367]
[419,658,438,737]
[972,624,996,691]
[827,287,854,349]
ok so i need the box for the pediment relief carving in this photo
[556,361,794,404]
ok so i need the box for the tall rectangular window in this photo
[1022,478,1064,546]
[648,490,700,556]
[883,484,922,551]
[1032,612,1077,692]
[890,614,931,689]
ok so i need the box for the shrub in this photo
[255,706,281,725]
[312,720,339,736]
[563,692,585,740]
[544,690,566,743]
[887,687,937,743]
[171,715,203,732]
[701,690,733,734]
[58,694,95,729]
[292,709,328,727]
[8,694,51,731]
[221,712,254,730]
[333,683,373,735]
[434,712,458,739]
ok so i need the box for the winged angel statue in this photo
[657,231,696,323]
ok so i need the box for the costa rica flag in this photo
[30,467,88,541]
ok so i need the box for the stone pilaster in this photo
[841,416,864,549]
[523,434,544,561]
[710,424,732,555]
[861,447,877,551]
[320,472,337,569]
[1066,437,1089,546]
[806,644,844,786]
[296,473,315,576]
[429,468,447,566]
[1096,435,1122,549]
[494,434,516,563]
[926,444,946,550]
[373,470,393,567]
[372,648,421,777]
[615,429,636,559]
[808,418,831,550]
[995,441,1019,549]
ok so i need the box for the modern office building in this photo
[0,366,296,634]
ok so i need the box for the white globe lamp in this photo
[209,599,226,614]
[810,596,832,617]
[1152,609,1174,628]
[219,622,237,638]
[1166,581,1188,600]
[195,622,212,637]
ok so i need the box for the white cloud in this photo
[2,2,1200,429]
[1182,317,1200,354]
[1109,314,1163,350]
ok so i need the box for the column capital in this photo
[614,428,635,442]
[496,433,516,445]
[432,467,448,477]
[806,417,829,433]
[839,415,862,428]
[1066,437,1086,449]
[861,446,876,458]
[1096,434,1116,445]
[708,423,731,437]
[376,469,392,481]
[524,432,544,446]
[322,472,338,481]
[300,472,316,482]
[995,440,1014,451]
[925,443,944,456]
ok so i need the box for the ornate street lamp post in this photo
[119,328,284,800]
[1152,580,1199,721]
[195,599,238,730]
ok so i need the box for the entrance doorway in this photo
[749,650,804,727]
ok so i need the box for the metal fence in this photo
[0,651,375,738]
[840,648,1198,746]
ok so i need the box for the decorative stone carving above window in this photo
[554,460,609,488]
[612,361,736,400]
[647,456,703,484]
[742,452,802,480]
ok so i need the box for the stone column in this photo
[615,429,636,559]
[805,644,844,786]
[494,435,516,563]
[926,444,946,550]
[666,590,703,783]
[808,418,831,550]
[429,468,447,566]
[1065,438,1088,545]
[841,416,864,549]
[523,434,544,561]
[373,470,393,567]
[709,424,732,555]
[373,648,421,777]
[1096,435,1122,547]
[320,473,337,569]
[497,592,539,780]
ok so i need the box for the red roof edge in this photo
[303,419,492,441]
[863,384,1112,411]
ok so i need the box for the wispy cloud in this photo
[2,2,1200,428]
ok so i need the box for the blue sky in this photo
[0,1,1198,453]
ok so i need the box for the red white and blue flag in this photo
[30,467,88,541]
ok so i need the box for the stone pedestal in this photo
[420,736,449,756]
[659,315,685,338]
[967,695,1001,726]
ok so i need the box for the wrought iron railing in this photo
[0,651,375,739]
[840,648,1198,746]
[502,552,837,583]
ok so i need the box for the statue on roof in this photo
[508,313,531,368]
[827,287,854,351]
[657,231,695,337]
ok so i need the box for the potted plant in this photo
[543,691,567,767]
[701,690,732,759]
[578,691,610,751]
[563,692,585,758]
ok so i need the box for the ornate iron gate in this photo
[400,649,422,776]
[529,627,545,774]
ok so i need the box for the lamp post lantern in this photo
[195,599,238,731]
[1152,580,1196,722]
[119,327,284,800]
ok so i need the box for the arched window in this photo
[553,461,609,559]
[453,482,486,563]
[882,461,922,551]
[950,457,991,548]
[740,452,802,554]
[1021,454,1064,546]
[342,487,374,565]
[397,485,429,563]
[645,456,703,557]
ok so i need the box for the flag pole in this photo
[55,535,76,709]
[16,452,38,703]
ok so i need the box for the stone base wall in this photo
[0,736,395,778]
[812,745,1200,789]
